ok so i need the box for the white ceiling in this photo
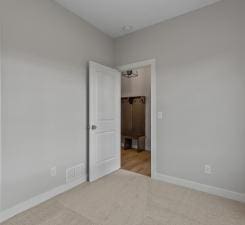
[54,0,221,38]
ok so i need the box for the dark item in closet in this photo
[121,96,146,152]
[124,138,132,149]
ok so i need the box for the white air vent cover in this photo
[66,164,84,183]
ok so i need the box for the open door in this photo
[89,61,121,182]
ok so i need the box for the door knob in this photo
[91,125,97,130]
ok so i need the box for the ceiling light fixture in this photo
[122,70,138,78]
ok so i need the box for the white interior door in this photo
[89,61,121,182]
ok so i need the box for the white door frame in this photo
[118,59,157,178]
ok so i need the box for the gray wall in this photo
[1,0,245,212]
[115,0,245,193]
[0,0,114,210]
[121,66,151,150]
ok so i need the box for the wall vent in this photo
[66,164,84,183]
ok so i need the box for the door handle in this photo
[91,125,97,130]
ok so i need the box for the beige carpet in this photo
[2,170,245,225]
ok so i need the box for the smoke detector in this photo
[122,25,133,32]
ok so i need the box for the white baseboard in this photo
[0,177,86,223]
[153,172,245,203]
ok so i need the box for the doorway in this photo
[88,60,156,182]
[118,60,156,178]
